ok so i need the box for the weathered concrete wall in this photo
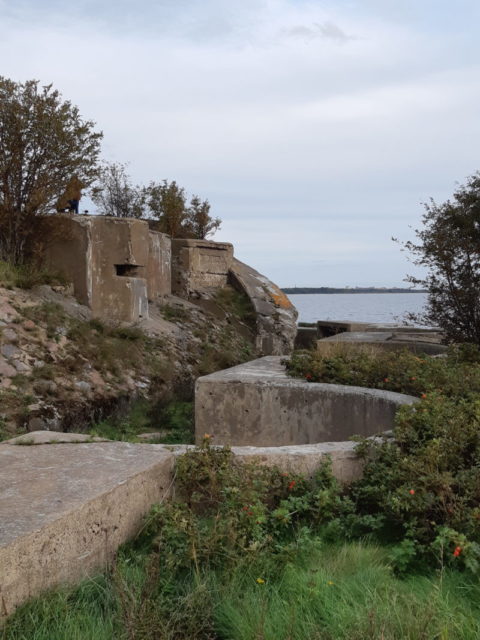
[0,440,175,619]
[41,215,91,306]
[171,238,234,297]
[195,356,418,447]
[147,231,171,300]
[229,259,297,355]
[89,217,149,322]
[44,216,171,323]
[231,441,363,484]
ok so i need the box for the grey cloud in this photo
[283,21,356,44]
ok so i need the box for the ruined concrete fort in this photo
[43,214,298,355]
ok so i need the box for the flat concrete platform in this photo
[0,440,175,618]
[195,356,417,447]
[318,330,447,356]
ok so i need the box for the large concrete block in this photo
[89,217,149,322]
[171,239,233,297]
[43,215,151,323]
[195,356,418,447]
[0,440,175,618]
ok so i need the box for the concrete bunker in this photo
[42,215,172,323]
[195,356,418,447]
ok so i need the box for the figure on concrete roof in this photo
[56,176,84,214]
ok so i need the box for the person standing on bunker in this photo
[56,176,84,214]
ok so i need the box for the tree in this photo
[186,196,221,239]
[402,172,480,344]
[0,77,102,264]
[146,179,221,239]
[146,179,188,237]
[91,161,147,219]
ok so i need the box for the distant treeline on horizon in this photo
[282,287,427,294]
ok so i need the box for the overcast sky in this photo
[1,0,479,286]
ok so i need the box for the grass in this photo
[0,260,67,290]
[3,541,479,640]
[90,398,194,444]
[160,303,191,323]
[215,543,480,640]
[213,286,256,327]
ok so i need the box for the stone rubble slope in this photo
[0,283,258,439]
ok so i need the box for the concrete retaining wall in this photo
[195,356,418,446]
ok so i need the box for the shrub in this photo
[142,438,340,573]
[286,345,480,571]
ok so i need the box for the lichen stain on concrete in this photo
[269,286,294,309]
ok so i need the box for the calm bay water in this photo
[289,293,428,325]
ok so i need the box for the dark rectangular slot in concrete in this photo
[115,264,141,277]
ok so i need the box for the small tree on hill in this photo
[146,180,188,237]
[146,179,221,239]
[0,77,102,264]
[186,196,221,239]
[91,161,147,218]
[402,172,480,344]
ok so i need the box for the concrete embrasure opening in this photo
[115,264,143,277]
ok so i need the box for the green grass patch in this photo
[213,286,256,327]
[4,541,479,640]
[160,303,191,323]
[0,260,68,290]
[90,398,194,444]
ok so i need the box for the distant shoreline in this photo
[282,287,427,295]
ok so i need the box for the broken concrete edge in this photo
[2,431,109,445]
[229,259,297,356]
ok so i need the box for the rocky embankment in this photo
[0,283,257,439]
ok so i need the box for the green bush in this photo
[285,345,480,571]
[143,438,340,572]
[285,343,480,399]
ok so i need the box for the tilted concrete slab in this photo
[195,356,418,447]
[317,330,447,356]
[0,441,175,619]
